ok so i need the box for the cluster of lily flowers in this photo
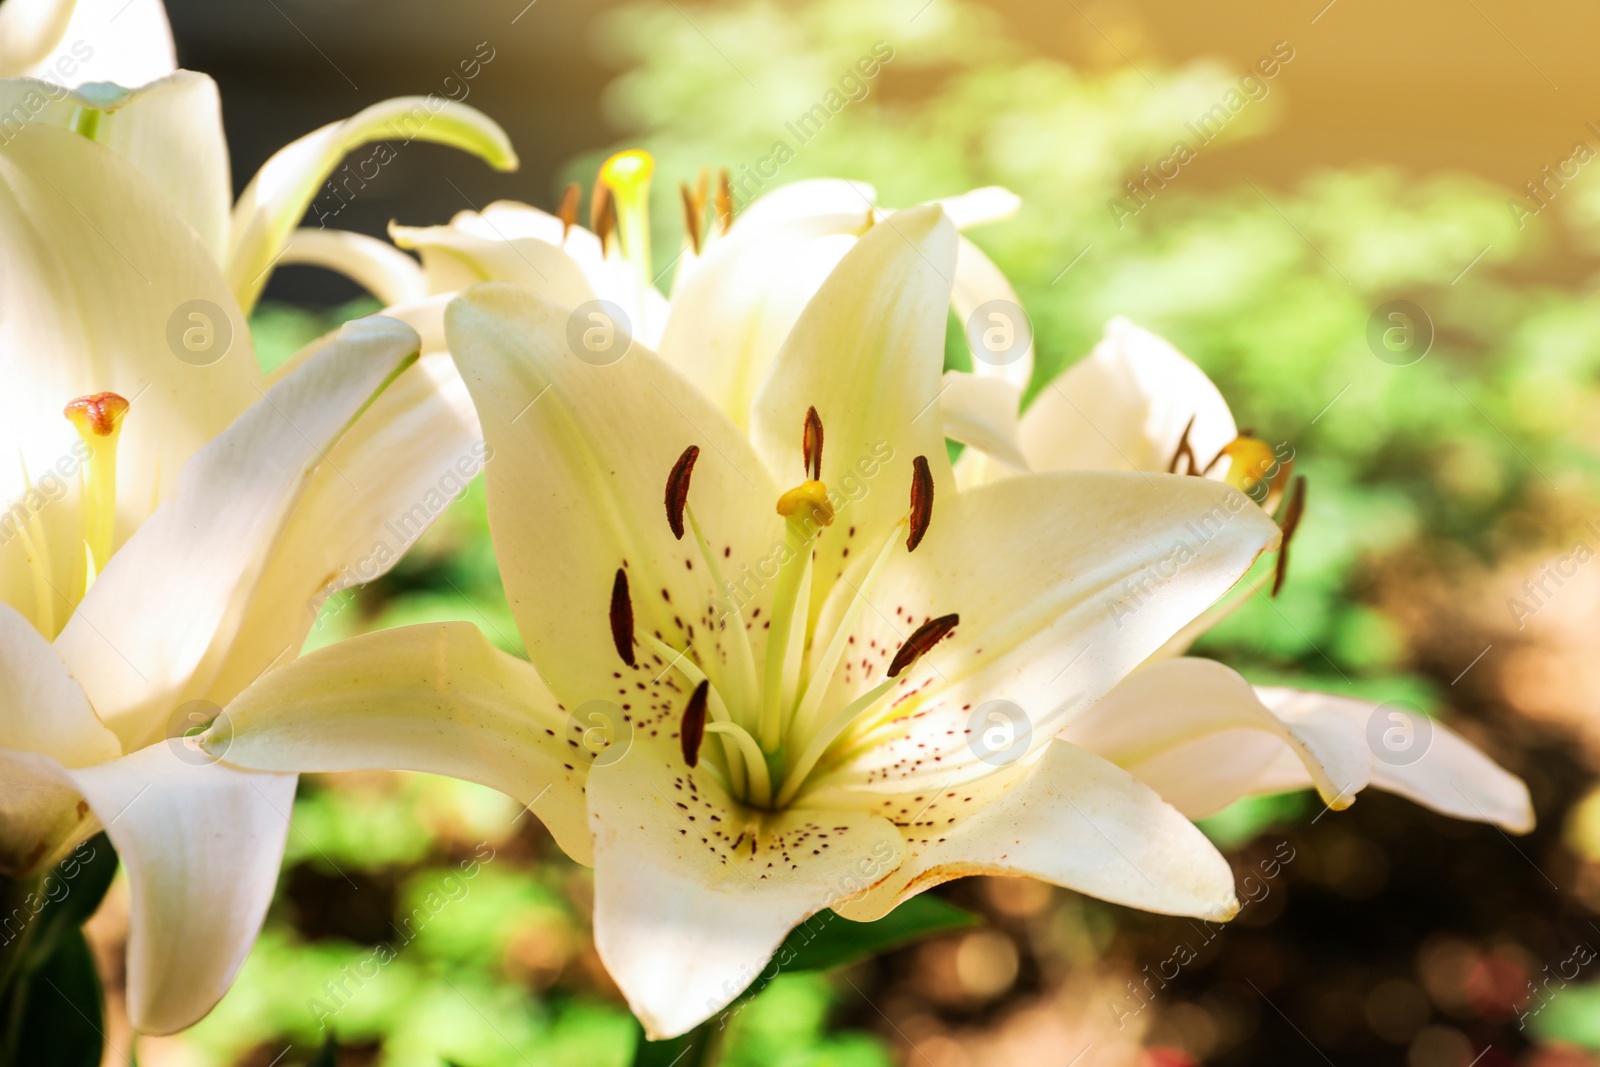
[0,0,1533,1044]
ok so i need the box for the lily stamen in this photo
[803,405,824,482]
[665,444,699,540]
[907,455,934,552]
[887,614,960,678]
[609,567,636,667]
[639,630,747,797]
[773,612,959,808]
[14,457,56,636]
[1167,415,1199,475]
[679,183,703,256]
[557,181,580,241]
[705,719,772,806]
[660,442,761,711]
[590,178,616,255]
[714,167,734,234]
[681,680,709,768]
[1272,476,1307,596]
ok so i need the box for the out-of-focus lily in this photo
[0,61,516,316]
[961,316,1534,833]
[289,148,1029,439]
[0,114,482,1033]
[207,207,1282,1038]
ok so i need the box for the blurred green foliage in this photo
[586,0,1598,714]
[186,0,1600,1062]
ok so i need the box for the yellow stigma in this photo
[599,149,654,193]
[63,391,129,575]
[776,480,834,528]
[1218,436,1280,501]
[599,149,655,290]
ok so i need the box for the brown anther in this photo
[63,392,130,437]
[557,182,581,240]
[591,179,617,253]
[888,613,959,678]
[1272,476,1306,597]
[907,455,934,552]
[609,567,636,667]
[1167,415,1198,475]
[679,182,703,256]
[715,168,734,233]
[802,406,824,481]
[681,679,709,768]
[695,166,710,216]
[665,445,700,540]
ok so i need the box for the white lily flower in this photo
[207,206,1282,1038]
[0,59,516,317]
[0,111,485,1033]
[966,316,1534,833]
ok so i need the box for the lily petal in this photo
[0,602,117,765]
[1063,658,1370,819]
[751,203,958,619]
[199,347,481,707]
[0,123,260,621]
[444,282,783,710]
[735,178,876,228]
[227,98,518,311]
[587,742,903,1038]
[20,0,174,86]
[938,371,1029,472]
[1019,317,1237,475]
[809,471,1280,792]
[55,317,422,749]
[1255,688,1535,833]
[952,233,1033,392]
[0,0,76,76]
[63,743,294,1034]
[391,204,599,309]
[835,739,1238,923]
[657,217,860,430]
[0,71,231,281]
[0,749,96,877]
[279,227,428,307]
[207,621,592,863]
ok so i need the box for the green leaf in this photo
[777,896,979,975]
[3,926,104,1067]
[0,834,117,1022]
[15,835,118,981]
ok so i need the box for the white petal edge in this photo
[1019,317,1238,475]
[206,621,592,865]
[63,743,295,1034]
[939,370,1029,472]
[1255,688,1535,833]
[836,739,1239,923]
[227,97,518,312]
[952,233,1033,392]
[1062,658,1371,819]
[0,601,118,766]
